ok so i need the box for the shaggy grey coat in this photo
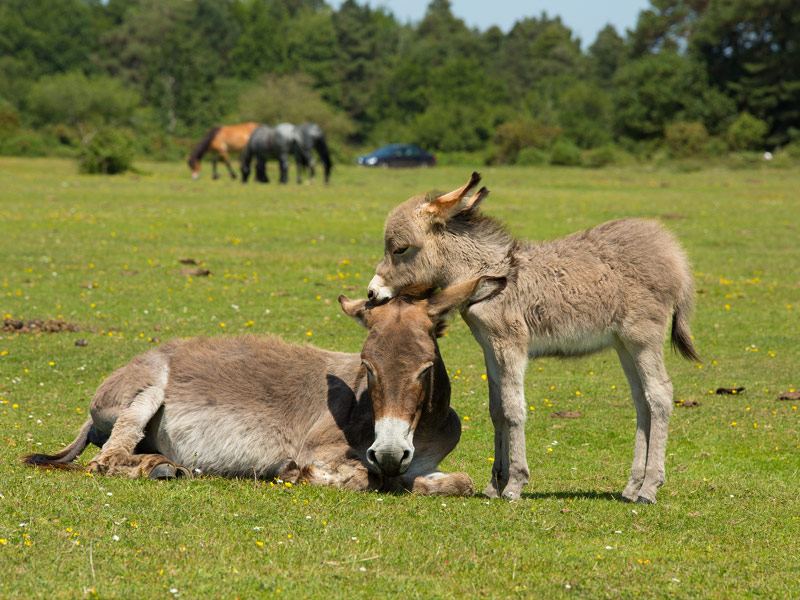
[368,172,699,503]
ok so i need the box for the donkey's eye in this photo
[393,246,410,256]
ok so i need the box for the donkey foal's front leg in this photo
[483,346,530,500]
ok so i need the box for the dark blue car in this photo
[356,144,436,167]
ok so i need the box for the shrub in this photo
[78,128,135,174]
[549,139,583,166]
[492,118,562,164]
[0,128,52,156]
[0,97,20,132]
[584,145,617,168]
[515,147,548,166]
[727,112,768,151]
[704,136,729,157]
[665,122,709,157]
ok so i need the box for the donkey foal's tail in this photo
[22,418,94,470]
[671,301,700,363]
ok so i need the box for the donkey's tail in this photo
[671,292,700,363]
[22,418,94,470]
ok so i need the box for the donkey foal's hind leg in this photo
[616,342,650,502]
[88,385,188,479]
[631,345,673,503]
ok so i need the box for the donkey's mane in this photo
[448,207,517,248]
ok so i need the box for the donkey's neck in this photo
[437,214,517,287]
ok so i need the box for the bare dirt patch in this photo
[2,318,81,334]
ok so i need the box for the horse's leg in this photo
[240,155,250,183]
[307,154,316,183]
[255,157,268,183]
[211,157,219,180]
[626,342,673,504]
[220,151,236,179]
[278,153,289,184]
[87,386,189,479]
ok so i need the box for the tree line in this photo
[0,0,797,166]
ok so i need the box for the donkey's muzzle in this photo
[367,447,413,477]
[368,417,415,476]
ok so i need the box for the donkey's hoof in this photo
[635,495,656,504]
[149,463,188,480]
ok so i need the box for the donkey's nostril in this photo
[402,449,411,462]
[367,289,375,300]
[366,448,377,464]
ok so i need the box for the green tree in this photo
[628,0,709,57]
[237,74,354,141]
[589,25,627,83]
[27,71,140,141]
[331,0,401,140]
[100,0,240,133]
[613,52,735,140]
[691,0,800,146]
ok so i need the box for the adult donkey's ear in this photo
[426,276,506,326]
[424,172,489,222]
[339,295,371,328]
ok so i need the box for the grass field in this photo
[0,157,798,599]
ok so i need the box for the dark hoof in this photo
[635,496,656,504]
[149,463,191,480]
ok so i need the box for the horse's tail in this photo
[671,284,700,363]
[188,125,222,169]
[22,418,94,471]
[313,132,332,182]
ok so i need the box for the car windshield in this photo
[372,144,406,158]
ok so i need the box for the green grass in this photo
[1,158,798,599]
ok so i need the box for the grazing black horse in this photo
[294,122,332,184]
[240,123,296,184]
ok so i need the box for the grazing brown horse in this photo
[22,279,502,495]
[187,122,259,180]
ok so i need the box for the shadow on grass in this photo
[517,490,621,502]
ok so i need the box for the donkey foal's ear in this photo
[424,172,482,221]
[339,295,370,328]
[468,276,506,305]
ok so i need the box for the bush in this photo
[584,145,617,168]
[726,151,762,170]
[665,122,709,157]
[704,136,729,157]
[492,118,562,164]
[78,128,135,174]
[727,112,768,151]
[515,147,548,166]
[549,140,583,166]
[0,128,52,156]
[0,97,20,132]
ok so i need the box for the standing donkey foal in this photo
[368,173,700,503]
[23,281,501,496]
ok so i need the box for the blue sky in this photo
[327,0,653,48]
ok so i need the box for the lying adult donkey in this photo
[367,173,700,504]
[23,279,502,495]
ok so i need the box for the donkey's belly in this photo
[148,403,297,479]
[527,329,616,359]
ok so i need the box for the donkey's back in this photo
[511,218,697,360]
